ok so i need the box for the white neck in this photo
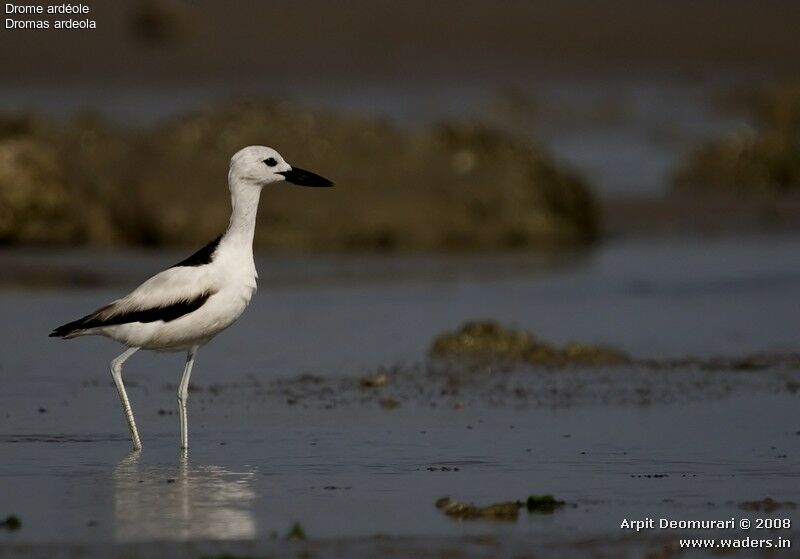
[222,177,262,250]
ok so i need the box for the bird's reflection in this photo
[113,451,257,541]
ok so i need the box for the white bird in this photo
[50,146,333,451]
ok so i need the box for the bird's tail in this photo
[49,317,91,338]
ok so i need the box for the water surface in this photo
[1,236,798,551]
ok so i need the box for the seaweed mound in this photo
[0,102,599,250]
[435,497,521,521]
[673,85,800,194]
[0,114,137,245]
[434,494,566,521]
[430,320,628,366]
[0,138,77,243]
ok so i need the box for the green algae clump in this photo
[0,515,21,531]
[526,494,566,513]
[435,494,568,520]
[435,497,520,521]
[430,320,628,366]
[285,521,307,540]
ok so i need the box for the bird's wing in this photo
[50,266,219,337]
[116,264,220,315]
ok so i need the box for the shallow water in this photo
[0,236,799,549]
[1,395,797,543]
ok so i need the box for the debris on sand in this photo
[0,515,21,530]
[435,497,521,521]
[637,352,800,372]
[526,494,566,513]
[739,497,796,512]
[697,355,778,371]
[378,397,400,410]
[430,320,629,366]
[360,372,388,388]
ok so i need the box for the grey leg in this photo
[110,347,142,450]
[177,346,199,450]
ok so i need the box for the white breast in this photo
[105,246,258,351]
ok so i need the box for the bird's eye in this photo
[264,157,278,167]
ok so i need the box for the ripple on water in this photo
[0,433,130,443]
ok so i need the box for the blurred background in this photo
[2,0,799,258]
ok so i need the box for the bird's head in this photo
[228,145,334,189]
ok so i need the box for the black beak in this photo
[279,166,334,187]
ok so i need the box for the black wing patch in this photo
[49,291,215,338]
[171,235,223,268]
